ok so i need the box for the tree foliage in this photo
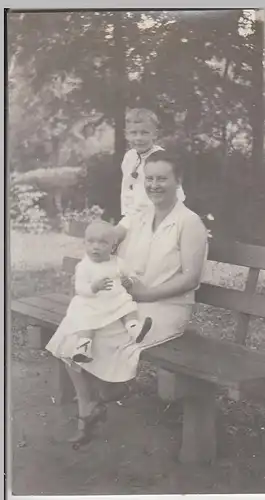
[7,9,265,243]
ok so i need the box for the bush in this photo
[10,181,51,234]
[69,153,122,222]
[61,205,104,224]
[60,205,109,237]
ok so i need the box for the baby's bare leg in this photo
[121,311,138,326]
[75,329,94,342]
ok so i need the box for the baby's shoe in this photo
[135,317,152,343]
[72,338,93,363]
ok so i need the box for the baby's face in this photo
[85,227,114,262]
[126,120,157,154]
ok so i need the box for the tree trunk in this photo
[251,13,264,180]
[246,12,264,245]
[220,58,230,180]
[113,12,127,167]
[216,58,233,239]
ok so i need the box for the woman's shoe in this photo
[85,402,107,427]
[69,403,107,450]
[68,419,93,450]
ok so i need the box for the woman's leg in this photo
[98,380,131,403]
[65,364,132,417]
[65,364,98,422]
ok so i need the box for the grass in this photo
[11,229,84,271]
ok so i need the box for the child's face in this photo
[85,227,114,262]
[126,120,157,154]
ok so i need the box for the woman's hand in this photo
[130,280,153,302]
[120,275,133,291]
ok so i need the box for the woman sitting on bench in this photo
[46,149,208,448]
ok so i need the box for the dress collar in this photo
[147,200,185,231]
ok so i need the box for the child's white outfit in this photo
[121,145,186,217]
[46,254,138,361]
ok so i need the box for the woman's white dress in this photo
[46,201,207,382]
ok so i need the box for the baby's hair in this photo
[126,108,159,129]
[145,149,184,181]
[85,220,116,241]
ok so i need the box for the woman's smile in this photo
[144,160,178,207]
[147,189,164,198]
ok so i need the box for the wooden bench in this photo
[11,236,265,464]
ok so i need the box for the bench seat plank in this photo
[48,293,72,305]
[142,329,265,388]
[11,298,64,329]
[14,295,70,315]
[12,294,265,389]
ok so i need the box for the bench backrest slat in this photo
[245,268,260,292]
[234,267,260,344]
[63,256,79,274]
[62,238,265,346]
[208,240,265,269]
[68,220,265,270]
[196,284,265,318]
[63,256,265,318]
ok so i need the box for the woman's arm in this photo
[131,215,208,302]
[111,216,131,255]
[114,223,127,245]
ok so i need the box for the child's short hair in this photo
[85,220,115,241]
[126,108,159,129]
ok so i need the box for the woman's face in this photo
[144,160,179,208]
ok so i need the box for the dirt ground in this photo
[11,318,265,496]
[10,230,265,495]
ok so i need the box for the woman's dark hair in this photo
[145,149,183,181]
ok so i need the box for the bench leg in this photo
[54,359,75,405]
[157,368,178,401]
[27,325,46,349]
[27,325,54,349]
[179,387,216,464]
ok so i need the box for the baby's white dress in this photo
[46,254,137,360]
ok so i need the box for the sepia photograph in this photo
[8,7,265,496]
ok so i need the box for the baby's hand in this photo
[91,277,114,293]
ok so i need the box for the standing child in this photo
[121,108,185,217]
[46,220,152,364]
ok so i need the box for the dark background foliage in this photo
[8,9,265,243]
